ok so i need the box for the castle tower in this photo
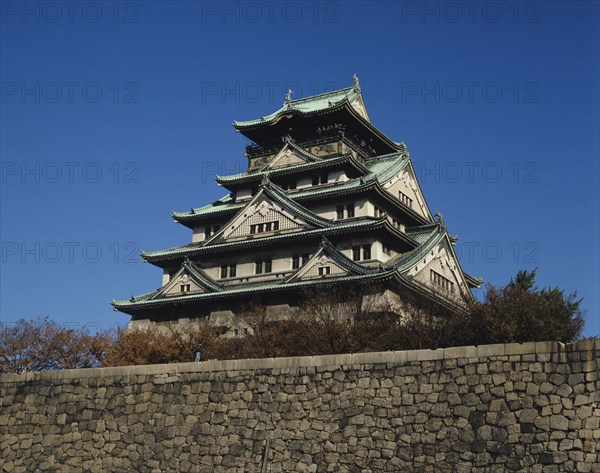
[112,78,481,331]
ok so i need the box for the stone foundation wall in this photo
[1,340,599,472]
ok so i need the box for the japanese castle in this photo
[113,77,481,330]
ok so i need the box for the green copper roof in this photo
[233,85,362,129]
[384,223,444,271]
[145,259,223,302]
[385,221,483,290]
[216,153,362,186]
[286,237,374,285]
[143,217,389,263]
[178,258,223,292]
[113,270,396,311]
[276,135,321,163]
[174,151,409,222]
[465,273,483,288]
[262,182,335,227]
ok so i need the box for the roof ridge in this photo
[262,181,333,227]
[183,258,223,292]
[382,225,443,271]
[288,85,357,105]
[284,136,321,161]
[216,153,356,183]
[142,219,384,261]
[112,271,397,310]
[365,151,404,163]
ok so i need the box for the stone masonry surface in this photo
[1,340,599,472]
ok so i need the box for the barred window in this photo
[430,269,455,292]
[255,259,272,274]
[220,265,236,279]
[362,244,371,260]
[318,266,331,276]
[312,173,328,186]
[336,203,355,219]
[250,221,279,235]
[346,203,355,218]
[204,225,220,239]
[399,191,413,208]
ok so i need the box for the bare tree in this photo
[0,318,110,374]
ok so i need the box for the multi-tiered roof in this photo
[113,77,481,326]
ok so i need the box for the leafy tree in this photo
[462,269,585,344]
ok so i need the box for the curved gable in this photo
[383,162,433,221]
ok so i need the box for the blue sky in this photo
[1,1,598,337]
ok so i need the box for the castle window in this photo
[362,244,371,260]
[336,203,355,219]
[255,259,272,274]
[399,191,413,208]
[312,173,328,186]
[204,225,220,239]
[222,264,236,278]
[352,244,371,261]
[430,269,454,292]
[282,181,297,190]
[318,266,331,276]
[180,284,191,293]
[250,221,279,235]
[346,203,355,218]
[292,253,310,269]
